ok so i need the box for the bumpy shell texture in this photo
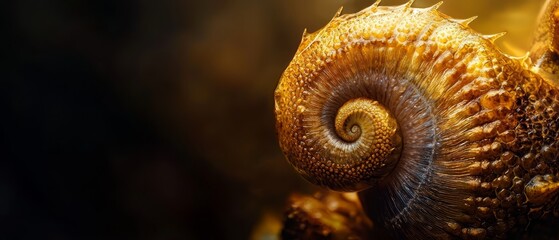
[275,0,559,239]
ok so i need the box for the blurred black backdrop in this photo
[7,0,315,239]
[5,0,544,239]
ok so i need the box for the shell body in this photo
[275,1,559,239]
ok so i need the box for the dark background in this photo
[5,0,544,239]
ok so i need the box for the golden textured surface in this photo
[281,192,375,239]
[275,0,559,239]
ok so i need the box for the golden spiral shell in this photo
[276,0,559,239]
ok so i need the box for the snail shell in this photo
[275,0,559,239]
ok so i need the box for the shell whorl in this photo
[276,1,559,239]
[332,98,402,179]
[275,2,482,193]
